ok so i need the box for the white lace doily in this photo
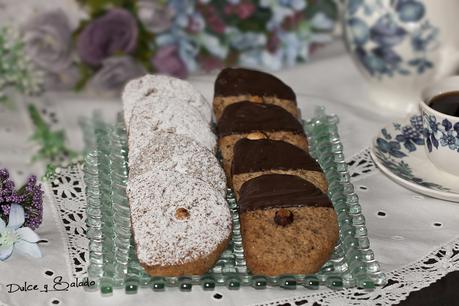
[37,149,459,306]
[49,165,87,278]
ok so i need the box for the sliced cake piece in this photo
[231,138,327,198]
[217,101,308,177]
[127,169,232,276]
[128,131,226,196]
[213,67,299,121]
[123,74,212,127]
[128,94,216,152]
[238,174,338,276]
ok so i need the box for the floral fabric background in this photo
[0,0,338,97]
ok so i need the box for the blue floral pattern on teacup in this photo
[345,0,439,78]
[377,115,424,158]
[374,115,449,191]
[422,113,459,152]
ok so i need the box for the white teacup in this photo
[344,0,459,113]
[420,76,459,176]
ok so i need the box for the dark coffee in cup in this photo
[429,91,459,117]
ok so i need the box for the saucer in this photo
[370,114,459,202]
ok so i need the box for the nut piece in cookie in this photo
[217,102,308,178]
[238,174,338,276]
[213,67,299,121]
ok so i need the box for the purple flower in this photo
[137,1,174,33]
[25,176,37,193]
[0,169,10,181]
[87,56,146,92]
[2,180,15,194]
[77,8,139,67]
[152,45,188,79]
[22,9,73,74]
[18,176,43,230]
[198,55,224,72]
[201,5,225,34]
[1,205,10,216]
[1,172,44,230]
[224,3,255,19]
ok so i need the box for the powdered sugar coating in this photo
[122,74,212,126]
[128,95,216,152]
[129,131,226,196]
[127,170,232,266]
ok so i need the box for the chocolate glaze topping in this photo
[217,102,304,137]
[238,174,333,213]
[214,67,296,102]
[232,138,320,174]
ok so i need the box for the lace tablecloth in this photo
[2,55,459,306]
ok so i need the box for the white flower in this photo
[178,38,199,73]
[238,50,263,68]
[260,50,283,71]
[311,12,335,31]
[155,29,200,73]
[228,30,267,51]
[0,204,42,261]
[289,0,307,11]
[137,1,174,33]
[197,33,228,59]
[260,0,302,30]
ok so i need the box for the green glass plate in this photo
[81,107,386,294]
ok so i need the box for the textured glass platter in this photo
[81,108,386,295]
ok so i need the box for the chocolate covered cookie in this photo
[213,68,299,121]
[231,138,327,198]
[238,174,338,276]
[217,101,308,177]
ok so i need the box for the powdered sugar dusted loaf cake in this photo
[123,74,212,126]
[127,92,216,152]
[122,74,231,276]
[129,131,226,196]
[127,170,231,276]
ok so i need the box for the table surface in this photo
[1,42,459,306]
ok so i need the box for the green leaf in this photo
[74,64,95,91]
[132,17,155,71]
[27,104,80,178]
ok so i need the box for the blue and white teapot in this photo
[344,0,459,113]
